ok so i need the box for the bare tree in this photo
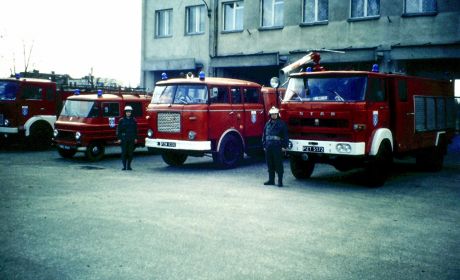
[23,40,34,73]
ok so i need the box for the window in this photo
[210,87,229,103]
[223,1,244,31]
[156,9,172,37]
[46,87,56,101]
[405,0,437,14]
[186,5,205,35]
[398,80,407,102]
[262,0,284,27]
[22,86,43,100]
[244,88,261,103]
[125,102,143,117]
[303,0,328,23]
[102,103,120,117]
[366,78,385,102]
[350,0,380,18]
[231,87,242,104]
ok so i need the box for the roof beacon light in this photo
[199,71,205,80]
[372,64,379,73]
[74,89,80,95]
[161,72,168,80]
[15,73,21,79]
[306,67,313,72]
[97,89,103,97]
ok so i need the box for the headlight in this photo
[288,141,293,150]
[75,131,81,140]
[336,143,352,154]
[53,129,59,137]
[147,129,153,138]
[4,119,9,126]
[188,131,196,140]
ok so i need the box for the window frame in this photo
[185,5,205,35]
[302,0,329,25]
[223,1,244,32]
[155,9,173,38]
[403,0,437,17]
[260,0,284,29]
[349,0,380,21]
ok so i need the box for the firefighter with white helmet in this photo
[262,106,289,187]
[116,105,138,170]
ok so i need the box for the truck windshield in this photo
[60,100,99,118]
[284,76,367,102]
[151,85,208,104]
[0,81,19,100]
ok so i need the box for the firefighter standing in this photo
[262,106,289,187]
[117,106,138,170]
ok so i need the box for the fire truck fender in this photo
[435,131,446,146]
[369,128,393,156]
[24,116,56,137]
[217,129,245,151]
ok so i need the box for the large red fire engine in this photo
[275,52,456,186]
[145,73,279,168]
[0,76,77,149]
[53,91,151,161]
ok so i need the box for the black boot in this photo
[122,159,127,170]
[264,172,275,185]
[277,175,283,187]
[127,159,132,170]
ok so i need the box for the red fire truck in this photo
[0,77,76,149]
[145,73,279,168]
[54,91,151,161]
[276,53,456,186]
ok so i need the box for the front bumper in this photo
[288,139,365,156]
[0,127,19,134]
[145,138,211,151]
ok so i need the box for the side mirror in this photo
[270,77,280,89]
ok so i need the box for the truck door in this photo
[208,86,232,142]
[19,83,48,124]
[242,87,265,143]
[366,77,390,146]
[390,78,415,152]
[230,87,244,135]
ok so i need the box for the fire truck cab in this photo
[278,53,456,186]
[145,73,278,168]
[0,77,73,149]
[54,91,151,161]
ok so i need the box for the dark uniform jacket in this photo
[262,118,289,149]
[117,117,138,141]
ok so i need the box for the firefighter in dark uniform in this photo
[262,106,289,187]
[117,105,138,170]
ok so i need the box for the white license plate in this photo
[59,144,72,150]
[159,141,176,147]
[303,146,324,153]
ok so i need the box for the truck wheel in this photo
[58,147,77,158]
[161,151,187,166]
[28,122,53,150]
[290,155,315,179]
[365,141,393,187]
[85,143,105,161]
[213,134,243,169]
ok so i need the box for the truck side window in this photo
[244,88,261,103]
[231,87,242,104]
[398,80,407,102]
[125,102,143,117]
[210,87,229,103]
[366,78,385,102]
[22,86,43,100]
[46,87,56,101]
[102,102,120,117]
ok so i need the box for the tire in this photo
[213,134,243,169]
[161,151,187,166]
[85,142,105,161]
[28,122,53,150]
[58,147,77,158]
[290,155,315,179]
[365,141,393,187]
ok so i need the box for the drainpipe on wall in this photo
[202,0,218,76]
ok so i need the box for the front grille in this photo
[57,131,76,141]
[0,114,3,126]
[158,112,181,133]
[289,117,348,128]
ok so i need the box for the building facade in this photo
[141,0,460,88]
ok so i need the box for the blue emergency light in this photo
[161,72,168,80]
[97,89,103,97]
[372,64,379,72]
[74,89,80,95]
[199,71,205,80]
[306,67,312,72]
[15,73,21,79]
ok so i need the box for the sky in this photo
[0,0,141,87]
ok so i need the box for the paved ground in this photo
[0,144,459,280]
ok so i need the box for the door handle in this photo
[406,112,415,116]
[40,108,45,111]
[229,111,234,115]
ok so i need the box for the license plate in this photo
[159,141,176,147]
[303,146,324,153]
[59,144,72,150]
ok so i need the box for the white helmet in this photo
[124,105,133,111]
[269,106,279,115]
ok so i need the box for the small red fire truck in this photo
[54,91,151,161]
[145,72,279,168]
[0,76,77,149]
[276,53,456,186]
